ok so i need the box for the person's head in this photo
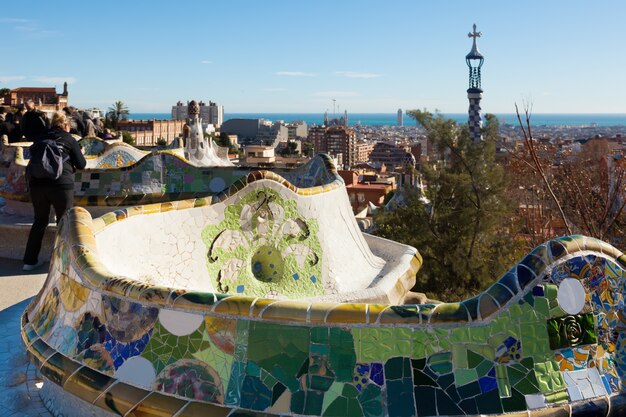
[0,106,6,115]
[50,111,70,131]
[25,99,35,111]
[16,104,26,114]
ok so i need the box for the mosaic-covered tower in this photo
[466,23,484,143]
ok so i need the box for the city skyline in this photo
[2,1,626,114]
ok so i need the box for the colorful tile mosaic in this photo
[19,181,626,416]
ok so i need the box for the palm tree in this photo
[107,101,129,129]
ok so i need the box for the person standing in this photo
[22,99,49,141]
[23,111,86,270]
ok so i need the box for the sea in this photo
[129,112,626,128]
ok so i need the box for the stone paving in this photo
[0,257,52,417]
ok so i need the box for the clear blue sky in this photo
[2,1,625,114]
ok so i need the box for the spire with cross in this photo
[466,24,484,143]
[466,23,484,90]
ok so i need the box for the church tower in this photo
[466,24,484,143]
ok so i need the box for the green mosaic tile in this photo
[501,388,527,413]
[468,326,489,343]
[303,390,324,415]
[449,327,470,344]
[534,297,550,318]
[358,383,384,417]
[496,365,511,397]
[476,359,494,377]
[329,327,356,383]
[141,321,210,374]
[310,375,334,391]
[247,321,309,379]
[467,350,484,368]
[428,352,452,375]
[290,390,306,414]
[452,344,467,369]
[454,368,478,386]
[311,327,329,344]
[544,284,558,301]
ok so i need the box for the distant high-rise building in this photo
[309,125,358,168]
[171,100,224,127]
[397,109,403,127]
[466,24,484,143]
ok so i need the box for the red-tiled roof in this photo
[12,87,57,93]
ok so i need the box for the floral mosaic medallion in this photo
[101,295,159,342]
[202,188,323,298]
[95,149,137,169]
[32,287,59,337]
[155,358,224,403]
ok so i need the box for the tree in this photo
[374,110,524,301]
[106,101,129,130]
[302,142,315,158]
[510,105,626,245]
[278,141,299,156]
[121,131,135,146]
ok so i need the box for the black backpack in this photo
[27,139,68,180]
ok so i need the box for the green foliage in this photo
[278,141,299,156]
[121,131,135,146]
[302,142,315,158]
[156,138,167,146]
[106,101,129,130]
[374,110,524,301]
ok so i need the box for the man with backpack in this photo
[23,110,86,271]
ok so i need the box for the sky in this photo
[2,1,626,114]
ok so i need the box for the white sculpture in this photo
[183,100,233,167]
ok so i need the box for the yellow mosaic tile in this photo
[325,303,368,323]
[63,367,115,404]
[40,352,81,387]
[93,382,150,415]
[213,295,256,316]
[126,392,187,417]
[259,300,311,322]
[308,302,338,323]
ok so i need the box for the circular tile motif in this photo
[159,309,204,336]
[155,359,224,403]
[558,278,586,315]
[209,177,227,192]
[115,356,156,388]
[251,245,284,283]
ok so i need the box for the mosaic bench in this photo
[0,139,333,211]
[20,161,626,416]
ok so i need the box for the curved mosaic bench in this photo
[20,171,626,416]
[79,137,153,169]
[0,147,335,208]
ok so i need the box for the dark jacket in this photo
[22,110,49,141]
[28,127,87,190]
